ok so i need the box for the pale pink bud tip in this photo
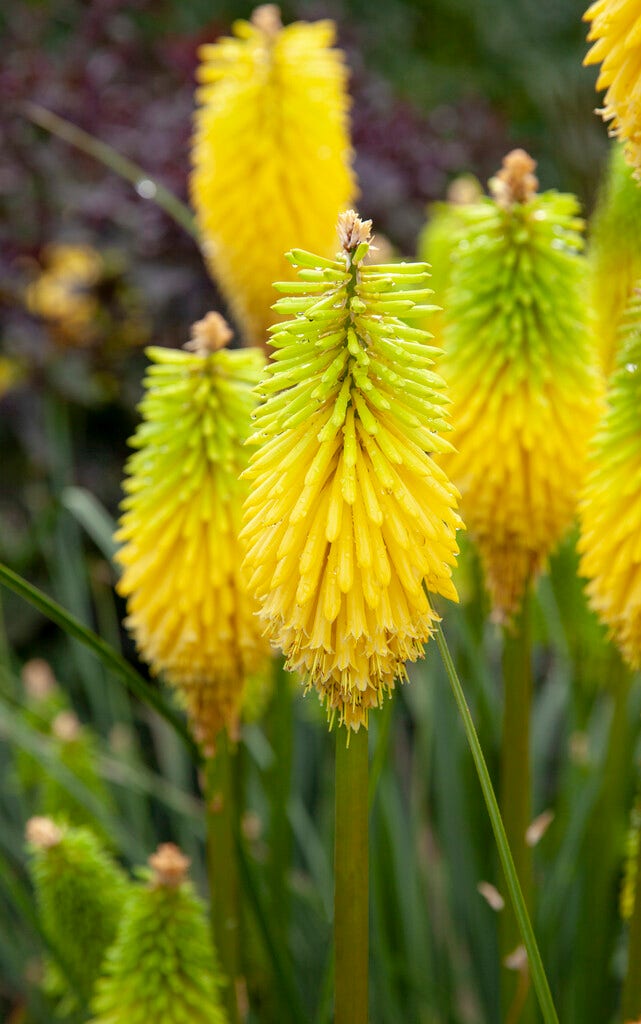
[148,843,191,887]
[26,817,63,850]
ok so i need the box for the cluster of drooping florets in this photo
[584,0,641,177]
[242,211,461,729]
[115,313,269,751]
[588,143,641,375]
[191,4,355,346]
[440,150,603,618]
[579,290,641,668]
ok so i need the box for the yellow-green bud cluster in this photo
[442,165,603,618]
[26,819,129,1014]
[90,845,227,1024]
[115,335,269,751]
[579,290,641,667]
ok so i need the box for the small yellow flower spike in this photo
[442,150,604,619]
[115,313,269,751]
[578,292,641,668]
[25,244,102,345]
[584,0,641,174]
[242,211,462,730]
[190,5,356,347]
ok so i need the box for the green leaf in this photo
[0,563,201,763]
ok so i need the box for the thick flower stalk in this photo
[26,817,129,1013]
[115,313,268,752]
[589,143,641,375]
[242,211,461,730]
[578,294,641,667]
[190,4,355,346]
[584,0,641,175]
[90,844,227,1024]
[441,150,603,618]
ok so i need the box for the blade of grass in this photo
[23,102,200,243]
[434,621,559,1024]
[0,693,145,860]
[0,848,89,1013]
[500,590,535,1023]
[0,563,200,761]
[61,486,119,564]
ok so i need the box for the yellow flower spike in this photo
[442,150,604,620]
[190,4,356,347]
[242,211,462,731]
[115,313,269,752]
[578,292,641,668]
[584,0,641,175]
[588,142,641,375]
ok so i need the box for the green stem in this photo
[267,658,293,945]
[500,592,535,1022]
[572,660,631,1021]
[334,727,369,1024]
[205,735,242,1024]
[434,622,558,1024]
[623,815,641,1021]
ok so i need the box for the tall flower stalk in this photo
[242,210,462,1020]
[440,149,602,1017]
[191,4,355,346]
[115,313,269,1015]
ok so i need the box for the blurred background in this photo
[0,0,603,586]
[1,3,623,1023]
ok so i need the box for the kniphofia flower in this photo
[26,817,128,1012]
[242,211,461,730]
[190,4,355,347]
[589,143,641,375]
[441,150,603,618]
[90,844,226,1024]
[578,293,641,668]
[115,313,268,751]
[584,0,641,175]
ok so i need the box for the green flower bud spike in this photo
[90,843,228,1024]
[26,817,129,1015]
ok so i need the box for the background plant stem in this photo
[267,659,293,948]
[500,590,535,1022]
[206,734,242,1024]
[572,658,632,1022]
[334,727,369,1024]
